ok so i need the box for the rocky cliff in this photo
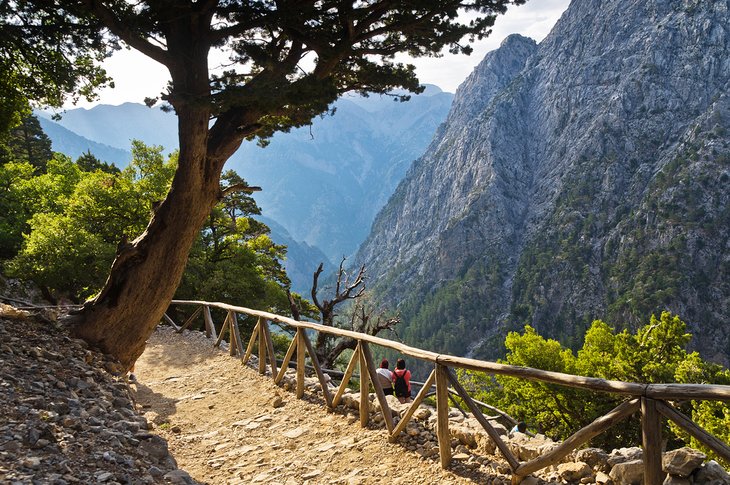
[356,0,730,364]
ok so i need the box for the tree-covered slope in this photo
[356,0,730,365]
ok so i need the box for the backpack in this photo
[393,370,408,397]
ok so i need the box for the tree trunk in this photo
[67,99,222,370]
[321,337,358,370]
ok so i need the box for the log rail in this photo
[166,300,730,485]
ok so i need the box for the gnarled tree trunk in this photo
[64,24,252,370]
[67,105,223,370]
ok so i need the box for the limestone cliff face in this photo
[356,0,730,363]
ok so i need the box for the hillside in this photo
[355,0,730,364]
[37,116,132,165]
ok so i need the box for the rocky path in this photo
[3,308,727,485]
[134,326,502,485]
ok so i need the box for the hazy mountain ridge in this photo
[356,0,730,364]
[37,88,453,295]
[37,116,132,165]
[231,88,454,258]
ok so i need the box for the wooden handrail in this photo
[167,300,730,484]
[171,300,730,401]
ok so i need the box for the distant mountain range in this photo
[356,0,730,365]
[37,86,453,294]
[37,116,131,166]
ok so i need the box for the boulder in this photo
[693,460,730,484]
[450,424,478,448]
[340,392,360,410]
[557,461,592,482]
[576,447,611,473]
[0,303,30,319]
[662,447,706,477]
[412,405,432,421]
[371,395,404,417]
[609,459,644,485]
[474,432,497,455]
[595,471,612,484]
[607,447,643,466]
[508,434,556,461]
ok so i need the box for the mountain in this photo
[39,103,178,153]
[356,0,730,365]
[228,86,454,258]
[37,116,131,165]
[39,88,453,263]
[258,216,333,296]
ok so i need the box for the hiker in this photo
[376,358,394,395]
[392,358,412,403]
[510,421,533,437]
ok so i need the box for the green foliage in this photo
[0,154,84,261]
[0,161,37,259]
[7,144,171,299]
[0,114,52,170]
[75,151,120,174]
[8,212,115,299]
[0,3,112,134]
[463,312,729,454]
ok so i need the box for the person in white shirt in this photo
[376,358,394,396]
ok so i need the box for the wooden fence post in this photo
[641,397,663,485]
[361,342,394,432]
[296,328,306,399]
[262,319,278,377]
[332,345,360,408]
[214,314,230,348]
[203,305,217,339]
[275,335,298,384]
[258,316,266,373]
[242,318,260,365]
[228,312,239,357]
[300,329,333,408]
[360,347,370,428]
[435,364,451,468]
[163,313,181,331]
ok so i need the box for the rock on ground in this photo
[0,314,195,484]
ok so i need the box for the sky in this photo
[71,0,570,108]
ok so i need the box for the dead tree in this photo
[321,299,401,369]
[306,258,400,369]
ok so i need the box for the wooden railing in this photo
[165,300,730,485]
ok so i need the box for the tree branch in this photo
[79,0,172,66]
[219,183,261,198]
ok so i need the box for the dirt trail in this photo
[133,326,500,485]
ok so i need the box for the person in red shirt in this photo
[392,358,412,403]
